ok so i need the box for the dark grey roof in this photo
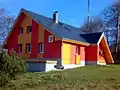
[80,32,103,43]
[22,9,103,44]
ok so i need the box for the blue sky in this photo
[0,0,115,27]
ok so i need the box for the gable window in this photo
[27,26,32,33]
[48,36,54,42]
[39,43,44,53]
[18,44,22,53]
[19,27,23,35]
[99,49,103,56]
[26,43,31,53]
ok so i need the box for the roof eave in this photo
[2,9,63,48]
[96,32,114,63]
[62,38,90,46]
[2,9,24,48]
[97,32,104,45]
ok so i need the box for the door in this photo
[62,43,71,64]
[75,45,80,64]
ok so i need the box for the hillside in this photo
[1,65,120,90]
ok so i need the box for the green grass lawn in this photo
[1,65,120,90]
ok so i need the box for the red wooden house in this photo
[3,9,114,72]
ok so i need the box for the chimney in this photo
[53,11,58,23]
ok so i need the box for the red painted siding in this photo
[30,20,39,58]
[44,30,61,58]
[7,27,19,54]
[7,13,26,54]
[85,45,98,61]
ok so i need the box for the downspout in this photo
[60,40,63,66]
[54,40,64,69]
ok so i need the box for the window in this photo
[76,46,80,55]
[48,36,54,42]
[76,46,78,54]
[26,43,31,53]
[39,43,44,53]
[27,26,32,33]
[99,49,103,56]
[19,27,23,35]
[18,44,22,53]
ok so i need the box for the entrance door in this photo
[76,55,80,64]
[80,46,85,65]
[62,43,71,64]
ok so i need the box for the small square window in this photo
[19,27,23,35]
[39,43,44,53]
[48,36,54,42]
[27,26,32,33]
[26,43,31,53]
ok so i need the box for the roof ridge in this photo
[21,8,51,20]
[21,8,80,29]
[3,8,103,48]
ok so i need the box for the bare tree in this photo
[102,0,120,44]
[102,0,120,30]
[81,16,104,33]
[0,8,14,47]
[102,0,120,62]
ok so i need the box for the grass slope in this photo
[1,65,120,90]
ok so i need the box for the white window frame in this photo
[40,43,44,53]
[48,36,54,42]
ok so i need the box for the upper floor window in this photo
[26,43,31,53]
[48,36,54,42]
[39,43,44,53]
[27,26,32,33]
[18,44,22,53]
[19,27,23,35]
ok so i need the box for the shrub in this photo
[0,49,27,86]
[0,71,10,86]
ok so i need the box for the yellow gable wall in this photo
[38,24,44,42]
[37,24,44,58]
[18,16,32,58]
